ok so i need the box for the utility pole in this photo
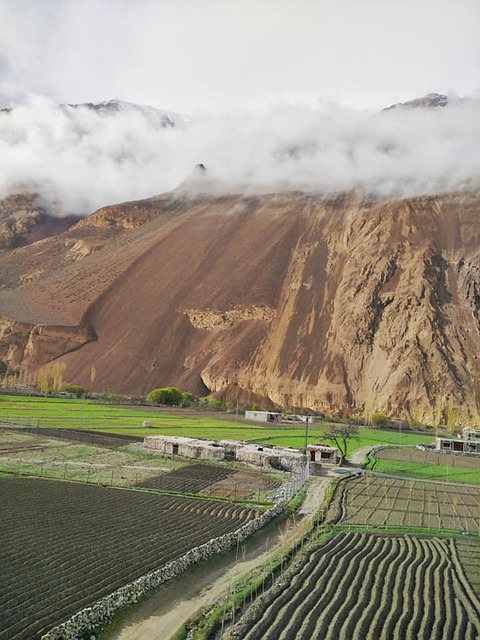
[303,416,310,481]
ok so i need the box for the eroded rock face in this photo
[183,306,275,331]
[0,317,95,372]
[0,193,79,248]
[1,190,480,423]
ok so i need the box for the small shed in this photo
[307,443,338,463]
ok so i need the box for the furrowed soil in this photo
[102,476,330,640]
[0,477,258,640]
[229,531,480,640]
[327,474,480,533]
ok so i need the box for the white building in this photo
[143,435,338,471]
[435,426,480,455]
[245,410,282,423]
[143,435,226,460]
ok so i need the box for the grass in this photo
[0,394,434,454]
[264,429,429,454]
[366,455,480,484]
[0,436,186,487]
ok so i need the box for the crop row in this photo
[327,475,480,532]
[137,462,281,499]
[0,477,258,640]
[138,462,237,493]
[231,532,480,640]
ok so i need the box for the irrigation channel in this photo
[102,476,331,640]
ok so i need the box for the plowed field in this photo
[232,532,480,640]
[138,463,236,493]
[0,478,258,640]
[138,463,281,499]
[327,474,480,533]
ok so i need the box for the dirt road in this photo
[105,477,330,640]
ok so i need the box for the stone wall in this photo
[41,503,284,640]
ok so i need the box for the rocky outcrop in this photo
[0,317,95,371]
[184,306,275,331]
[0,193,79,248]
[2,190,480,423]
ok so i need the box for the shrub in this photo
[147,387,184,406]
[62,384,86,398]
[180,392,195,407]
[100,389,119,402]
[371,412,388,427]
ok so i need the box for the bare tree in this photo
[321,423,360,464]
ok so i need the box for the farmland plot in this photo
[327,474,480,533]
[138,463,237,493]
[0,478,258,640]
[231,532,480,640]
[456,538,480,597]
[372,447,480,484]
[377,446,480,470]
[138,463,281,499]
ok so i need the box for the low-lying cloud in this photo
[0,95,479,215]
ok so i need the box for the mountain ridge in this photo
[1,188,480,424]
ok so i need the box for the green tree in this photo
[147,387,183,406]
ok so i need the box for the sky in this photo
[0,0,479,213]
[0,0,478,113]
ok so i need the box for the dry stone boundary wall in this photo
[41,502,285,640]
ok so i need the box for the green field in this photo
[370,458,480,483]
[263,429,429,454]
[0,394,433,453]
[366,449,480,484]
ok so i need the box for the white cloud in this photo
[0,95,478,214]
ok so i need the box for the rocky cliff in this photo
[1,189,479,423]
[0,193,80,249]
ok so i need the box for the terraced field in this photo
[327,474,480,533]
[232,532,480,640]
[0,477,258,640]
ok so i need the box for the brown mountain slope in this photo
[1,190,480,423]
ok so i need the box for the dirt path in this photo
[350,445,374,465]
[105,477,331,640]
